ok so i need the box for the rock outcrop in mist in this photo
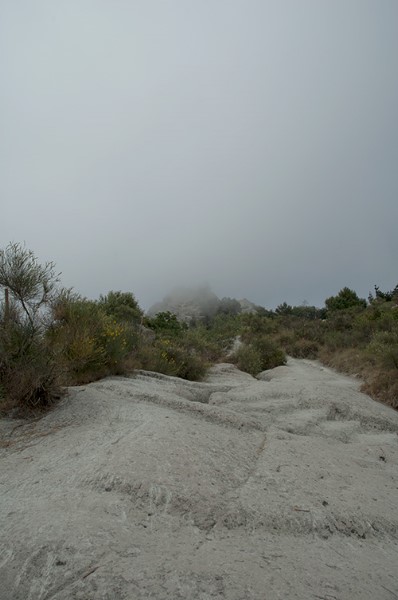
[147,286,259,322]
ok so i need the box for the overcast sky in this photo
[1,1,397,310]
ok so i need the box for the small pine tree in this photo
[325,287,367,312]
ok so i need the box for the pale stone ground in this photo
[1,358,398,600]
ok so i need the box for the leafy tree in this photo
[325,287,367,312]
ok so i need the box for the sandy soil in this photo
[1,358,398,600]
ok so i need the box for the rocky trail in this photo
[1,358,398,599]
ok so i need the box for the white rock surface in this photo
[1,359,398,599]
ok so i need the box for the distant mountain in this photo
[147,285,220,322]
[148,287,262,322]
[237,298,258,314]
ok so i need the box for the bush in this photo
[362,370,398,410]
[2,242,397,413]
[0,318,62,412]
[135,337,208,381]
[232,337,286,376]
[49,292,140,383]
[205,313,242,356]
[232,344,264,376]
[0,243,62,411]
[99,290,143,323]
[367,331,398,370]
[325,287,367,312]
[288,339,319,359]
[240,313,278,336]
[251,336,286,369]
[181,326,222,362]
[145,311,188,335]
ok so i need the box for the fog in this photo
[1,1,397,310]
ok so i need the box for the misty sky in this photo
[1,1,397,310]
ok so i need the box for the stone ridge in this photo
[147,287,260,321]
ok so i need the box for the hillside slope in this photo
[1,359,398,599]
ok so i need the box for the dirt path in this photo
[1,359,398,599]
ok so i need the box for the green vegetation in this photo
[49,291,139,384]
[0,243,62,410]
[270,289,398,409]
[98,290,143,323]
[325,287,367,312]
[1,243,397,413]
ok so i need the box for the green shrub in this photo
[0,243,63,411]
[99,290,143,323]
[135,336,208,381]
[145,311,188,335]
[232,344,263,376]
[1,354,60,410]
[288,339,319,358]
[367,331,398,370]
[240,313,278,336]
[323,330,353,350]
[362,369,398,410]
[251,336,286,369]
[204,313,242,356]
[0,319,62,411]
[182,326,222,362]
[325,287,367,312]
[167,344,208,380]
[49,293,139,383]
[232,337,286,375]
